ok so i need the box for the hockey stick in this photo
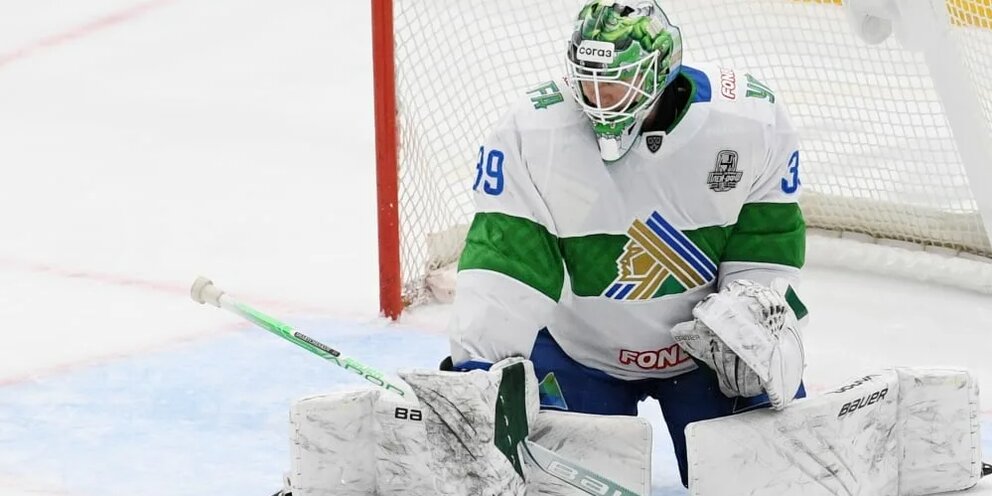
[190,276,642,496]
[189,276,415,400]
[519,438,641,496]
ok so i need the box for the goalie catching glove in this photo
[671,279,805,410]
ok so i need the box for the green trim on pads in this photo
[494,362,529,478]
[785,285,809,320]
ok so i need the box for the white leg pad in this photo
[897,368,983,495]
[287,389,435,496]
[526,410,653,496]
[686,367,982,496]
[399,358,539,496]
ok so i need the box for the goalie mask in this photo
[566,0,683,161]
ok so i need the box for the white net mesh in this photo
[390,0,992,306]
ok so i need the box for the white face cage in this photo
[565,48,661,128]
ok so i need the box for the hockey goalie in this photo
[448,0,808,489]
[276,0,985,494]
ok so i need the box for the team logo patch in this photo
[645,133,664,153]
[707,150,742,192]
[603,211,718,300]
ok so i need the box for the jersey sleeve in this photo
[719,98,808,320]
[449,107,564,366]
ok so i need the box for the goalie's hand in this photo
[671,280,804,410]
[670,318,765,399]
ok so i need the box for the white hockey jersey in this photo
[450,63,807,381]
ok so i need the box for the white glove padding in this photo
[671,318,765,399]
[671,279,805,410]
[398,357,540,496]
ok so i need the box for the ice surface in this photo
[0,1,988,495]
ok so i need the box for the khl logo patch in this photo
[645,133,664,153]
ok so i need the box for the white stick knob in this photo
[191,276,225,307]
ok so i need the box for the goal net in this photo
[374,0,992,316]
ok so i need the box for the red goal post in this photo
[372,0,402,319]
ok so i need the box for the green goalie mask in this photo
[566,0,683,161]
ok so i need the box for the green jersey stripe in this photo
[458,203,803,300]
[458,212,565,301]
[723,202,805,268]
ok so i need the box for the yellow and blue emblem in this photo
[604,212,717,300]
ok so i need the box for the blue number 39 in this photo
[473,147,505,196]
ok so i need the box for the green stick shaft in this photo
[220,297,414,400]
[190,276,414,400]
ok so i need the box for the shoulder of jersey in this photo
[686,62,778,126]
[504,77,588,132]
